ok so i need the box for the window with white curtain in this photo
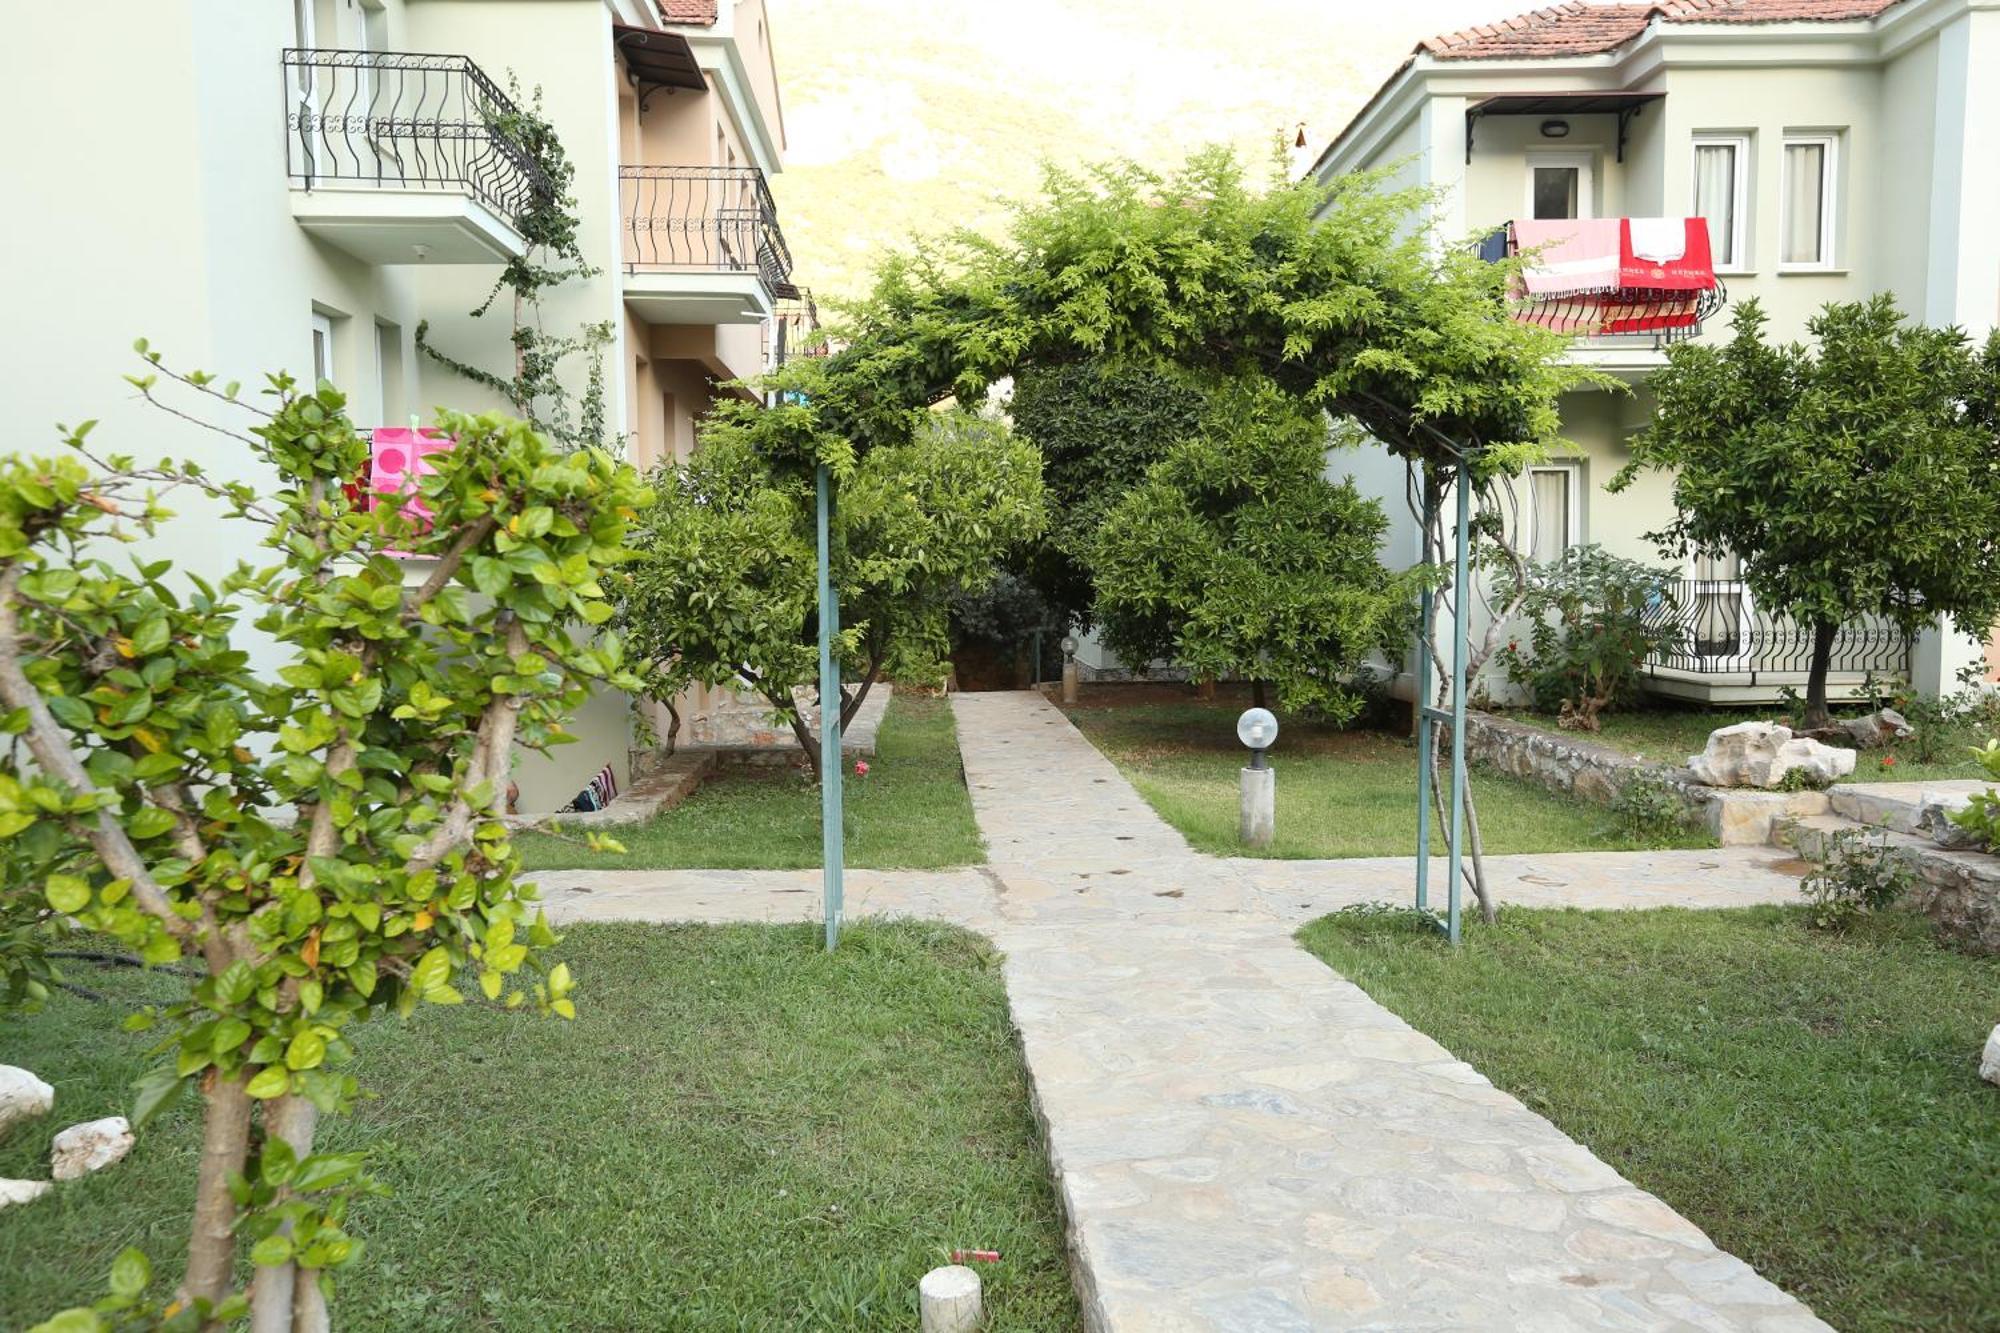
[1526,466,1578,565]
[1781,135,1837,268]
[1691,134,1749,269]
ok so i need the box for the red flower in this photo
[854,760,870,777]
[1880,755,1897,769]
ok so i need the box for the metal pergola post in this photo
[816,462,845,951]
[1412,460,1471,946]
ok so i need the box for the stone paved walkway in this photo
[543,691,1829,1331]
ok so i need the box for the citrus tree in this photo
[1617,296,2000,728]
[2,348,646,1332]
[1088,381,1421,717]
[616,409,1045,775]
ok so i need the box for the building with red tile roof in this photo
[1308,0,1997,705]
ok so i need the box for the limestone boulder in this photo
[1838,708,1913,750]
[0,1066,54,1133]
[1687,722,1857,790]
[0,1178,52,1210]
[1984,1024,2000,1087]
[49,1116,134,1181]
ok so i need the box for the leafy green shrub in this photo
[1895,686,2000,764]
[1950,739,2000,850]
[1086,382,1420,723]
[1801,831,1913,931]
[1608,773,1692,840]
[1499,545,1681,730]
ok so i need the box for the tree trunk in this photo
[1804,618,1838,730]
[181,1071,254,1313]
[249,1096,324,1333]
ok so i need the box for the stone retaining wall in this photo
[1461,712,1829,846]
[1463,711,1702,808]
[1784,818,2000,954]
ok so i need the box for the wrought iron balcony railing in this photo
[766,289,827,367]
[282,49,551,226]
[1642,579,1911,679]
[619,166,794,293]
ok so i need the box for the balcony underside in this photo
[290,187,526,265]
[623,270,775,325]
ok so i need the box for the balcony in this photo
[764,289,826,370]
[283,49,549,265]
[1641,579,1910,705]
[1484,218,1726,378]
[619,166,794,324]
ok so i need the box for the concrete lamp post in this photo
[1060,634,1080,705]
[1237,706,1277,849]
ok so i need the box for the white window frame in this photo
[1778,133,1839,272]
[1524,150,1596,221]
[310,311,336,386]
[1524,463,1582,564]
[1690,133,1751,273]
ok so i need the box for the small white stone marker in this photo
[50,1116,135,1181]
[919,1264,982,1332]
[0,1178,53,1210]
[0,1065,55,1132]
[1981,1023,2000,1087]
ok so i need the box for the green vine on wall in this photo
[417,77,614,450]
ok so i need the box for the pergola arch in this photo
[717,151,1586,944]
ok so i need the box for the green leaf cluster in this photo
[1615,295,2000,708]
[617,410,1046,757]
[1086,381,1422,722]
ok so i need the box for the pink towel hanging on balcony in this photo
[368,427,453,544]
[1512,218,1622,298]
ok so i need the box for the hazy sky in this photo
[763,0,1511,299]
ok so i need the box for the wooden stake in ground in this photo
[919,1264,983,1332]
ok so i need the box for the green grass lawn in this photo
[1299,905,2000,1332]
[1064,699,1712,858]
[519,692,984,872]
[1507,706,1995,785]
[0,922,1078,1332]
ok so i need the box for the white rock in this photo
[1983,1024,2000,1087]
[0,1178,53,1210]
[49,1116,135,1181]
[0,1065,55,1132]
[1687,722,1856,790]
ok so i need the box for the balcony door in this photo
[1525,152,1595,221]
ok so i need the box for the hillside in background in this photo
[764,0,1503,304]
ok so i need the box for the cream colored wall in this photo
[1461,114,1630,231]
[3,2,429,677]
[732,0,786,153]
[1654,63,1885,343]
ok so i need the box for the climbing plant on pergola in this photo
[713,151,1584,936]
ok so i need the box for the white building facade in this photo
[2,0,808,811]
[1312,0,2000,704]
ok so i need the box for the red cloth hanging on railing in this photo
[1600,218,1716,334]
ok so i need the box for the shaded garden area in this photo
[0,922,1078,1332]
[1300,904,2000,1332]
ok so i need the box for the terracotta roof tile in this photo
[658,0,718,26]
[1418,0,1902,61]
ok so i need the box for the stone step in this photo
[1775,810,2000,953]
[1827,780,1990,835]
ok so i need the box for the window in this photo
[374,320,403,426]
[1780,135,1837,268]
[310,311,336,385]
[1526,465,1579,564]
[1525,152,1593,221]
[1691,134,1749,269]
